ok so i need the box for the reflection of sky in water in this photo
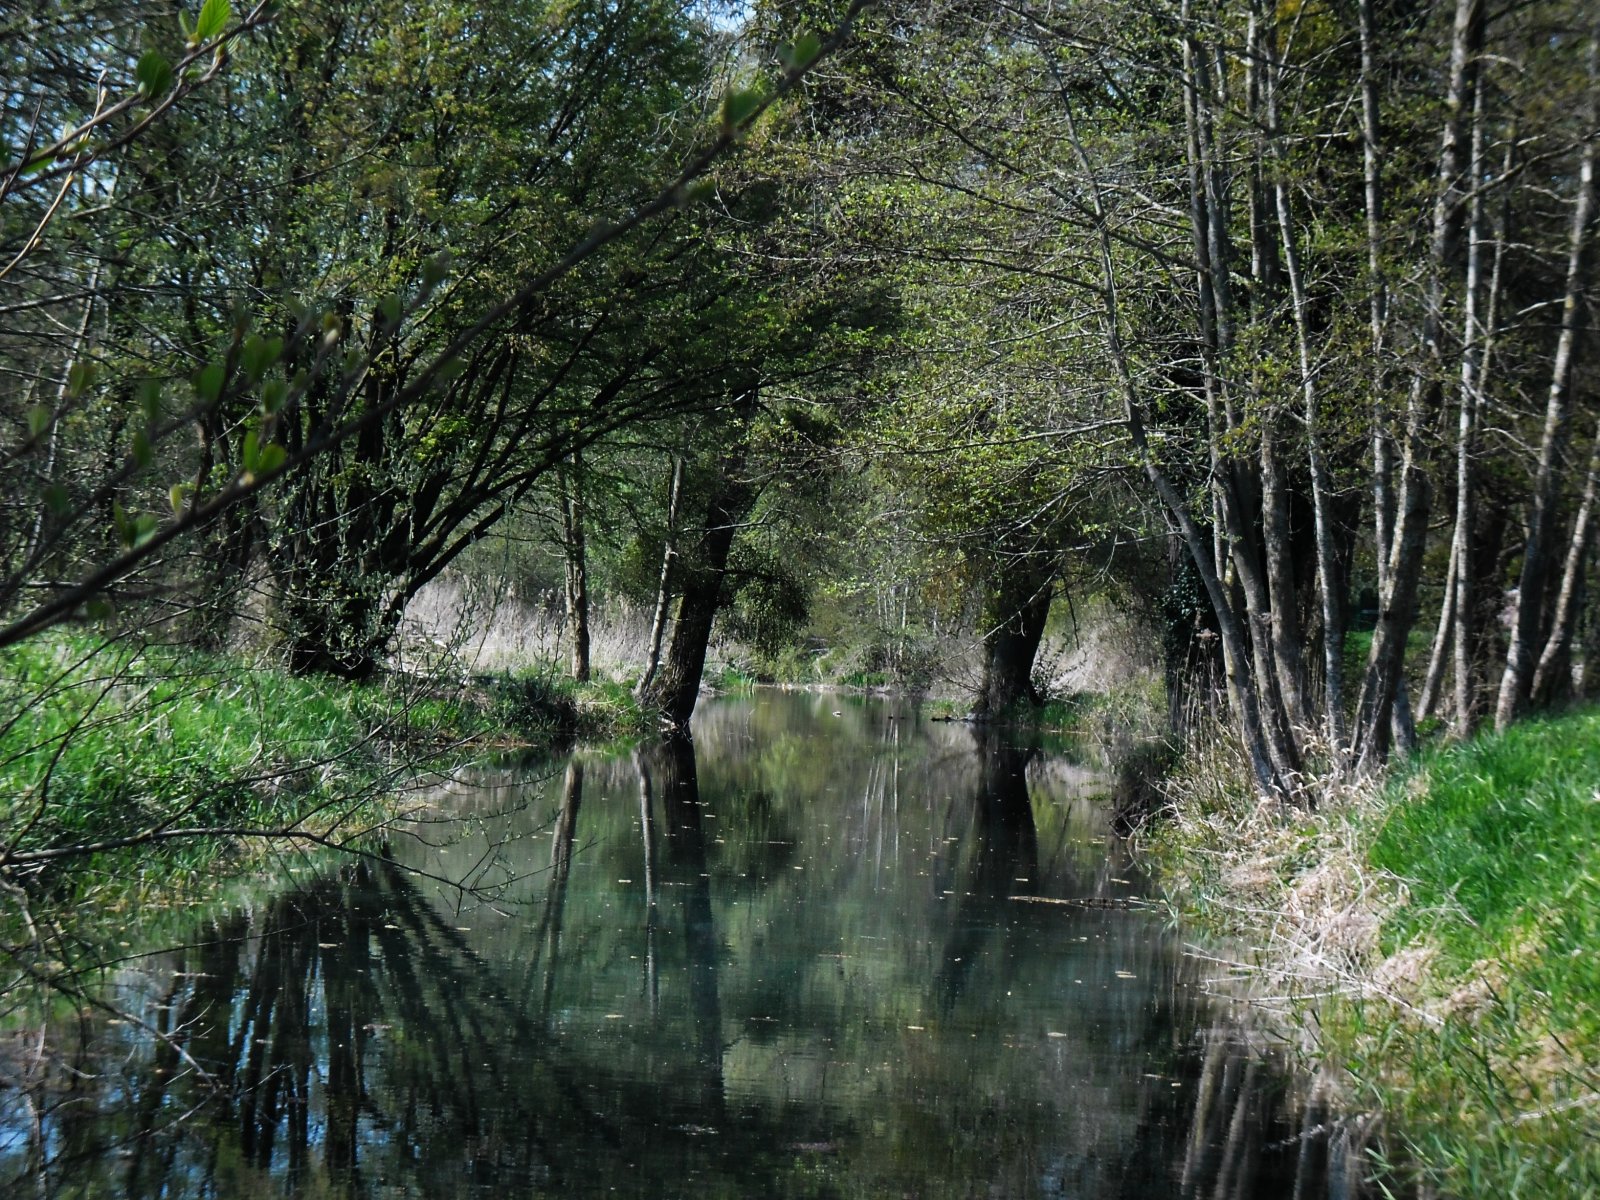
[0,691,1376,1198]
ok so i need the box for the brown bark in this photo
[973,555,1054,719]
[638,418,759,731]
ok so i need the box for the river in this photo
[0,689,1377,1197]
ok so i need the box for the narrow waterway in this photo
[0,690,1375,1197]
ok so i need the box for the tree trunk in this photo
[973,557,1053,720]
[1066,85,1290,795]
[1531,417,1600,707]
[1417,537,1458,722]
[1360,0,1394,608]
[1494,44,1597,728]
[639,425,758,731]
[1448,99,1511,737]
[638,453,684,697]
[1265,37,1345,755]
[558,459,591,683]
[1355,0,1484,769]
[1177,4,1301,784]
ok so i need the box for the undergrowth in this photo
[0,636,646,906]
[1144,710,1600,1199]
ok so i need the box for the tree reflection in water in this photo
[0,693,1392,1199]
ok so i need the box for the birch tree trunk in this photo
[1355,0,1484,769]
[1530,416,1600,706]
[1264,23,1346,756]
[1494,35,1598,729]
[637,453,685,696]
[1065,93,1290,796]
[558,457,590,683]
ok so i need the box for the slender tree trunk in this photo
[1065,95,1289,795]
[1360,0,1394,603]
[1531,416,1600,706]
[558,458,590,683]
[1494,41,1598,728]
[1179,4,1300,781]
[1355,0,1484,769]
[1449,106,1511,736]
[1265,36,1345,755]
[1261,426,1309,731]
[1417,537,1457,722]
[638,452,684,696]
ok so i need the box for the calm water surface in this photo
[1,690,1370,1198]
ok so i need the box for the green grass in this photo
[709,662,760,693]
[1148,706,1600,1198]
[1352,710,1600,1196]
[1035,680,1164,739]
[0,637,647,904]
[1374,710,1600,1036]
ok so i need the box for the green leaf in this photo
[421,252,452,289]
[66,360,95,398]
[240,334,283,382]
[681,178,717,207]
[431,357,468,389]
[138,379,163,425]
[169,482,192,517]
[131,429,153,468]
[241,430,260,474]
[194,361,226,403]
[135,51,173,99]
[194,0,231,44]
[131,513,160,548]
[259,376,288,415]
[720,87,764,133]
[253,443,286,476]
[26,404,52,439]
[43,484,70,516]
[778,33,823,72]
[378,294,403,326]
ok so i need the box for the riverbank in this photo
[1146,708,1600,1198]
[0,635,649,914]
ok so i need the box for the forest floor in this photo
[1145,708,1600,1199]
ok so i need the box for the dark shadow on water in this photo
[0,690,1400,1200]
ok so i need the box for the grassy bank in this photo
[0,635,648,910]
[1147,709,1600,1198]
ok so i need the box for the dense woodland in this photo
[3,0,1599,797]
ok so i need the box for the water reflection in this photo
[0,691,1385,1198]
